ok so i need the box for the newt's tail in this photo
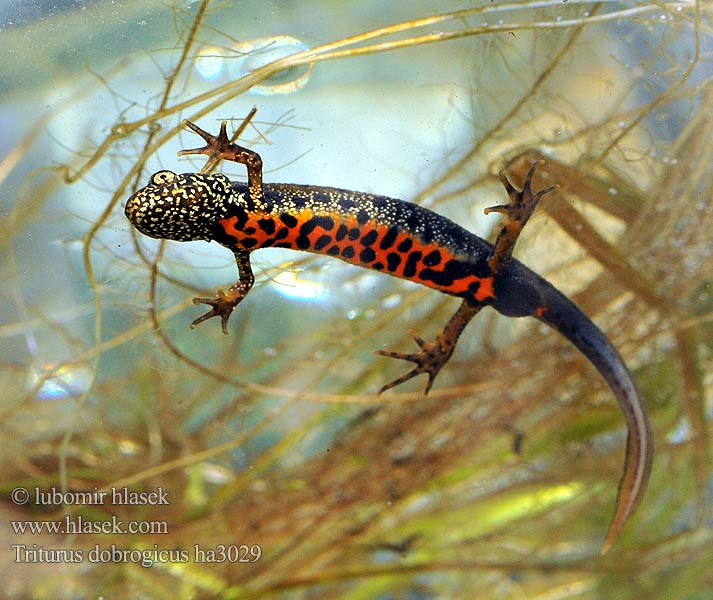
[493,262,653,553]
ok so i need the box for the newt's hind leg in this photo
[375,300,482,395]
[375,162,556,396]
[485,161,557,274]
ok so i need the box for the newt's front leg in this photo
[191,249,254,334]
[377,162,555,394]
[179,119,264,204]
[177,119,264,333]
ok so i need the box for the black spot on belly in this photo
[313,215,335,231]
[342,246,355,259]
[418,268,453,287]
[442,259,470,279]
[244,226,256,235]
[420,259,473,286]
[335,224,348,241]
[359,248,376,263]
[386,252,402,272]
[314,235,332,251]
[280,213,298,228]
[379,226,399,250]
[423,250,442,267]
[241,238,258,248]
[299,220,318,236]
[403,251,422,278]
[274,228,288,240]
[397,239,413,253]
[348,227,360,241]
[327,245,340,256]
[226,211,249,229]
[257,218,276,234]
[360,229,378,246]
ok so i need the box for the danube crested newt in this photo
[124,120,653,553]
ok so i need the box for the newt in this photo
[124,119,653,552]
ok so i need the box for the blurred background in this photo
[1,1,711,598]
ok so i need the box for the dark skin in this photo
[124,119,652,552]
[173,120,554,395]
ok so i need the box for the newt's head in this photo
[125,171,235,241]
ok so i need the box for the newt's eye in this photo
[151,171,176,185]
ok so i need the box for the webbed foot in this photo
[485,161,558,274]
[374,329,456,396]
[178,120,236,172]
[190,276,251,335]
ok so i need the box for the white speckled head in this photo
[125,171,235,241]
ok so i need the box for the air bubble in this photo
[231,35,313,95]
[195,46,224,80]
[194,36,313,95]
[31,363,93,400]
